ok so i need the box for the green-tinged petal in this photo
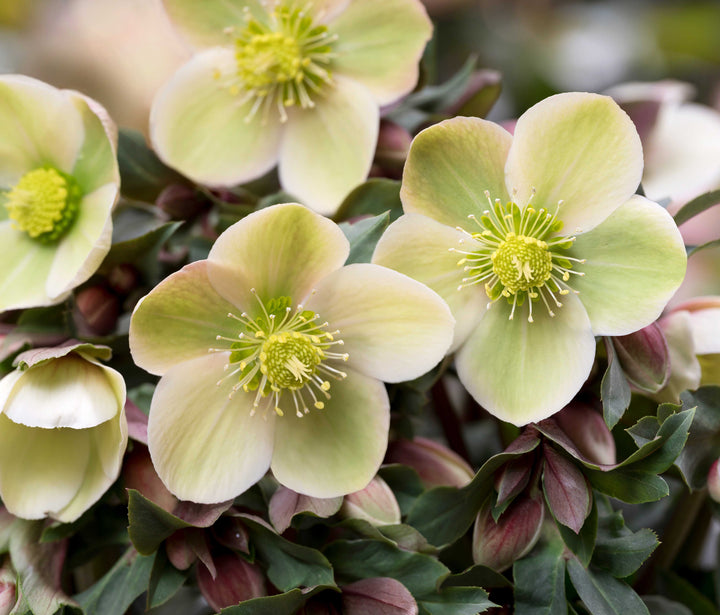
[0,415,89,519]
[401,117,512,227]
[148,353,275,503]
[279,76,378,215]
[0,370,23,412]
[150,48,282,187]
[305,263,454,382]
[207,203,349,312]
[130,260,240,376]
[569,195,686,336]
[456,293,596,426]
[46,182,117,300]
[3,356,119,429]
[652,312,700,404]
[56,411,127,522]
[271,369,388,497]
[0,222,58,311]
[0,75,84,188]
[328,0,431,105]
[309,0,350,21]
[162,0,266,49]
[505,92,643,234]
[68,93,119,195]
[687,307,720,355]
[373,213,487,350]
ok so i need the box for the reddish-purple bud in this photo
[342,578,417,615]
[74,286,119,336]
[156,184,206,220]
[554,405,616,466]
[612,323,670,393]
[542,445,592,534]
[197,553,266,612]
[708,459,720,503]
[341,476,401,527]
[107,264,139,296]
[374,121,412,176]
[386,437,474,488]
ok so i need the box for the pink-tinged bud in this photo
[375,120,412,175]
[197,553,266,612]
[269,486,342,533]
[342,578,417,615]
[708,459,720,503]
[472,494,544,572]
[123,445,177,512]
[107,264,139,296]
[386,437,474,488]
[494,456,534,507]
[655,311,702,403]
[542,445,592,534]
[0,567,16,615]
[156,184,206,220]
[74,286,119,336]
[165,528,197,571]
[555,405,616,466]
[612,323,670,393]
[341,476,401,527]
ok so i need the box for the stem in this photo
[430,377,471,464]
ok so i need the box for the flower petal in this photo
[569,195,686,336]
[505,92,643,233]
[456,293,596,426]
[305,263,454,383]
[372,213,487,350]
[207,203,349,312]
[0,415,89,519]
[130,260,240,376]
[150,48,283,187]
[271,369,389,497]
[0,222,58,311]
[328,0,432,105]
[148,352,275,503]
[0,75,83,188]
[46,182,117,300]
[279,76,378,215]
[401,117,512,227]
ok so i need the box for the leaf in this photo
[334,178,403,222]
[688,238,720,257]
[556,498,598,568]
[593,527,658,579]
[513,539,567,615]
[659,570,720,615]
[623,408,695,474]
[641,596,692,615]
[676,387,720,489]
[343,577,419,615]
[673,188,720,227]
[339,211,391,265]
[601,338,631,429]
[443,565,511,589]
[219,586,335,615]
[542,445,591,533]
[127,490,192,554]
[323,539,449,597]
[418,586,495,615]
[585,469,668,504]
[147,548,189,609]
[566,559,649,615]
[378,465,426,517]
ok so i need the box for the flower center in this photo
[452,191,585,322]
[223,2,337,122]
[4,167,82,243]
[211,292,348,418]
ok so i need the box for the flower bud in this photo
[156,184,206,220]
[107,264,139,296]
[374,121,412,176]
[269,485,342,533]
[74,286,120,336]
[197,553,266,612]
[654,311,702,403]
[612,323,670,393]
[340,476,401,527]
[386,437,474,488]
[555,405,616,466]
[0,568,16,615]
[708,459,720,503]
[342,578,416,615]
[123,445,177,512]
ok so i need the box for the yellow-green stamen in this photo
[4,167,82,243]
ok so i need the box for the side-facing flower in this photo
[0,75,120,311]
[129,203,454,503]
[151,0,432,215]
[0,343,128,522]
[373,92,687,425]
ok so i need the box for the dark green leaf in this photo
[219,586,335,615]
[334,178,402,222]
[339,211,390,265]
[557,498,598,568]
[659,570,720,615]
[676,387,720,489]
[673,189,720,227]
[513,539,567,615]
[455,70,502,119]
[641,596,692,615]
[566,559,649,615]
[593,527,658,579]
[443,564,512,589]
[147,548,189,609]
[379,464,426,516]
[601,339,631,430]
[623,409,694,474]
[585,469,668,503]
[127,489,191,555]
[418,586,495,615]
[103,213,182,271]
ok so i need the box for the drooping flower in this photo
[150,0,432,215]
[0,343,128,522]
[129,203,453,503]
[373,92,687,425]
[0,75,120,311]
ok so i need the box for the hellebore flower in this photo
[150,0,432,215]
[0,343,128,522]
[373,92,687,425]
[0,75,120,311]
[129,203,453,503]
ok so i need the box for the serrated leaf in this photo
[673,189,720,227]
[593,528,658,578]
[567,559,649,615]
[219,586,335,614]
[418,586,495,615]
[623,409,694,474]
[513,539,567,615]
[557,499,598,568]
[676,387,720,489]
[127,490,192,555]
[585,469,668,504]
[601,339,631,429]
[339,211,390,265]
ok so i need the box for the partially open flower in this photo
[130,203,453,503]
[374,92,687,425]
[0,343,127,522]
[0,75,120,311]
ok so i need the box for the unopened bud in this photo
[107,264,139,296]
[342,578,416,614]
[197,553,266,611]
[708,459,720,503]
[341,476,401,527]
[386,437,474,488]
[375,120,412,176]
[156,184,206,220]
[612,323,670,393]
[74,286,119,336]
[555,405,616,466]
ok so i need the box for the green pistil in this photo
[4,167,82,243]
[452,193,584,322]
[212,291,348,418]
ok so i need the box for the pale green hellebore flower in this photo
[0,75,120,311]
[373,92,687,426]
[0,344,128,522]
[129,203,454,503]
[150,0,432,215]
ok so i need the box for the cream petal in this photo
[150,48,283,187]
[456,293,596,426]
[148,353,275,503]
[505,92,643,234]
[271,369,389,498]
[328,0,432,105]
[278,76,378,215]
[129,260,240,376]
[686,307,720,355]
[568,195,686,336]
[401,117,512,228]
[372,213,488,351]
[206,203,349,312]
